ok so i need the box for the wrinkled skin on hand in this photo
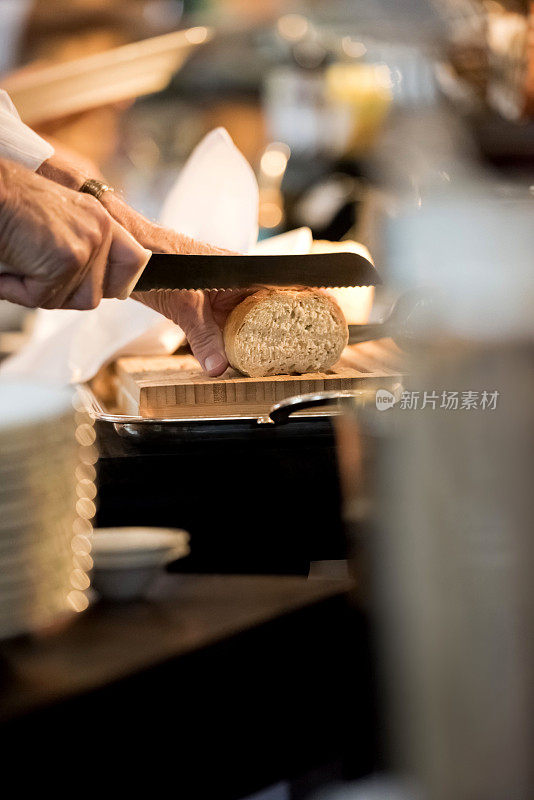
[38,153,250,375]
[133,288,252,376]
[101,192,251,376]
[0,159,149,309]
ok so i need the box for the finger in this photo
[0,274,41,308]
[0,269,100,311]
[38,206,110,310]
[58,268,104,310]
[176,233,237,257]
[182,295,228,376]
[57,218,112,310]
[103,219,151,299]
[135,289,229,376]
[38,253,96,310]
[208,288,256,329]
[53,207,130,309]
[0,269,83,308]
[35,237,103,310]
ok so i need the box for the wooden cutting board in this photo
[115,339,404,419]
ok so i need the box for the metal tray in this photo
[77,381,394,443]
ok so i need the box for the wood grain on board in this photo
[115,339,404,419]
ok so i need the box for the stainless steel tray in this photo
[77,381,401,442]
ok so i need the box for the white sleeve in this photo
[0,90,54,171]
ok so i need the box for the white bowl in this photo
[90,528,189,601]
[91,565,162,602]
[91,528,189,564]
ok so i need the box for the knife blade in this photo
[132,252,381,292]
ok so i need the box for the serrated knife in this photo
[133,252,381,292]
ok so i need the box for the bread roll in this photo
[224,288,348,377]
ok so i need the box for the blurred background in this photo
[2,0,533,246]
[1,3,534,799]
[1,0,532,342]
[1,0,533,338]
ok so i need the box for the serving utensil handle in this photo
[347,323,389,345]
[259,389,376,426]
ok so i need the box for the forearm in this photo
[37,152,233,256]
[0,157,16,206]
[100,191,231,255]
[37,153,87,192]
[36,133,106,189]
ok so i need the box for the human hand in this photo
[134,288,252,376]
[99,193,249,376]
[0,159,150,309]
[38,154,247,374]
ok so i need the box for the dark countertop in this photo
[0,574,376,798]
[0,574,351,722]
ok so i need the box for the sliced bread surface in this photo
[223,288,349,377]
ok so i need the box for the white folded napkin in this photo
[160,127,259,253]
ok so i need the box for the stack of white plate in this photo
[0,380,87,640]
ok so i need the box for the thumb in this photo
[135,289,229,377]
[185,309,228,377]
[105,219,151,299]
[177,291,228,376]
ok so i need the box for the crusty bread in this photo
[223,288,348,377]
